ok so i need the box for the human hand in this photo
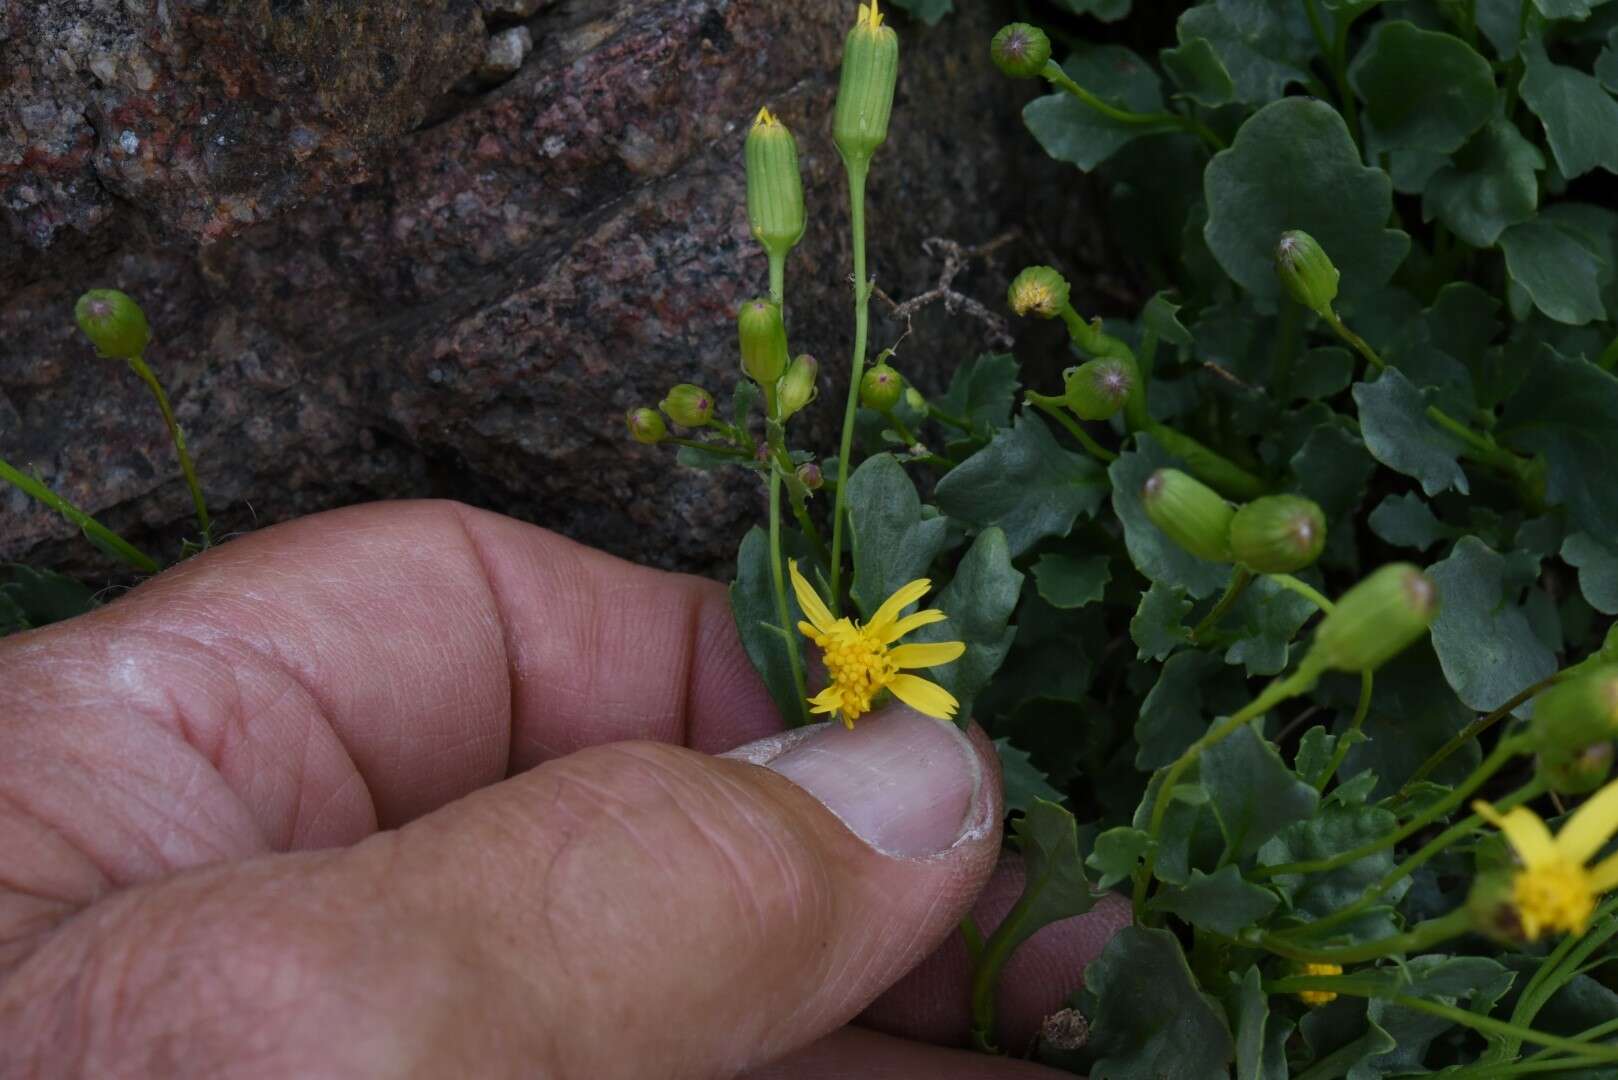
[0,502,1128,1077]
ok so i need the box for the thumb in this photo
[8,708,1001,1078]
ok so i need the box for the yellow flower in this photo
[1296,962,1342,1007]
[1473,779,1618,940]
[789,560,966,727]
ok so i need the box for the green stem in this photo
[1027,395,1117,463]
[1258,907,1472,965]
[1598,332,1618,372]
[1266,572,1334,615]
[0,454,160,573]
[768,254,785,309]
[1134,661,1324,918]
[1276,781,1543,942]
[1315,671,1374,790]
[1257,735,1533,879]
[1399,671,1563,799]
[926,402,976,435]
[828,161,870,616]
[768,467,810,727]
[128,354,210,546]
[1503,897,1618,1061]
[1324,308,1385,374]
[1041,61,1225,151]
[786,486,830,570]
[883,409,919,448]
[1190,566,1253,643]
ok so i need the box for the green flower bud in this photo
[1275,230,1340,316]
[1312,564,1438,674]
[797,461,824,491]
[990,23,1051,79]
[860,362,904,411]
[1538,741,1615,796]
[1141,468,1235,564]
[777,353,819,420]
[1063,357,1133,421]
[625,407,667,445]
[832,2,899,169]
[1008,265,1070,319]
[1531,666,1618,751]
[659,383,715,428]
[1228,495,1327,574]
[745,108,806,260]
[1466,870,1528,946]
[74,288,151,360]
[737,297,789,391]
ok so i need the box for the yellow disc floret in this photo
[1295,962,1342,1007]
[1474,777,1618,941]
[789,561,966,727]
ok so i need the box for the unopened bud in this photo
[1466,871,1528,945]
[1275,230,1340,315]
[74,288,151,360]
[860,362,904,411]
[1141,468,1234,564]
[1531,667,1618,752]
[1539,741,1615,796]
[903,387,927,413]
[990,23,1051,79]
[659,383,715,428]
[1008,265,1070,319]
[833,2,899,169]
[778,354,819,420]
[1229,495,1327,574]
[1311,564,1438,674]
[797,461,824,491]
[738,298,790,394]
[625,407,667,445]
[1063,357,1134,421]
[745,108,806,260]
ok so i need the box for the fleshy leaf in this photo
[935,412,1107,558]
[996,738,1066,816]
[1148,865,1279,936]
[1087,826,1154,889]
[1499,219,1607,326]
[1081,927,1235,1080]
[1424,120,1544,247]
[1201,724,1320,860]
[1520,37,1618,180]
[1173,0,1314,105]
[1131,580,1192,661]
[910,527,1022,722]
[1428,537,1558,713]
[1032,553,1112,610]
[1353,368,1470,497]
[1023,45,1173,172]
[845,454,952,621]
[729,528,810,726]
[1563,532,1618,614]
[1348,20,1496,154]
[1499,345,1618,538]
[1204,97,1409,304]
[935,352,1019,434]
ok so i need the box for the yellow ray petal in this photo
[1557,778,1618,864]
[888,641,967,670]
[1589,851,1618,894]
[1474,801,1558,868]
[888,673,960,720]
[866,577,933,634]
[876,607,948,644]
[789,560,837,634]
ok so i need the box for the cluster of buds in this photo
[624,383,717,446]
[1141,471,1327,574]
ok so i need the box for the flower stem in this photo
[1257,735,1532,879]
[829,161,870,616]
[768,465,810,727]
[1398,670,1563,799]
[0,454,160,573]
[1026,395,1116,463]
[769,253,785,309]
[128,354,210,546]
[1266,572,1333,614]
[1134,661,1323,918]
[1040,61,1225,151]
[1189,566,1253,642]
[668,437,751,457]
[1258,907,1472,965]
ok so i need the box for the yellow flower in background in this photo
[789,560,965,727]
[1296,962,1342,1007]
[1473,779,1618,940]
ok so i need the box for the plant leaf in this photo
[1428,537,1558,713]
[1081,927,1235,1080]
[845,454,951,620]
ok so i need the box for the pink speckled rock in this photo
[0,0,1090,581]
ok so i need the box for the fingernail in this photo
[732,707,984,858]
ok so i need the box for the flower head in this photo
[790,561,965,727]
[1473,779,1618,940]
[1295,962,1342,1007]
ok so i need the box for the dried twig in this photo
[873,232,1021,351]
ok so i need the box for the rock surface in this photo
[1,0,1089,582]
